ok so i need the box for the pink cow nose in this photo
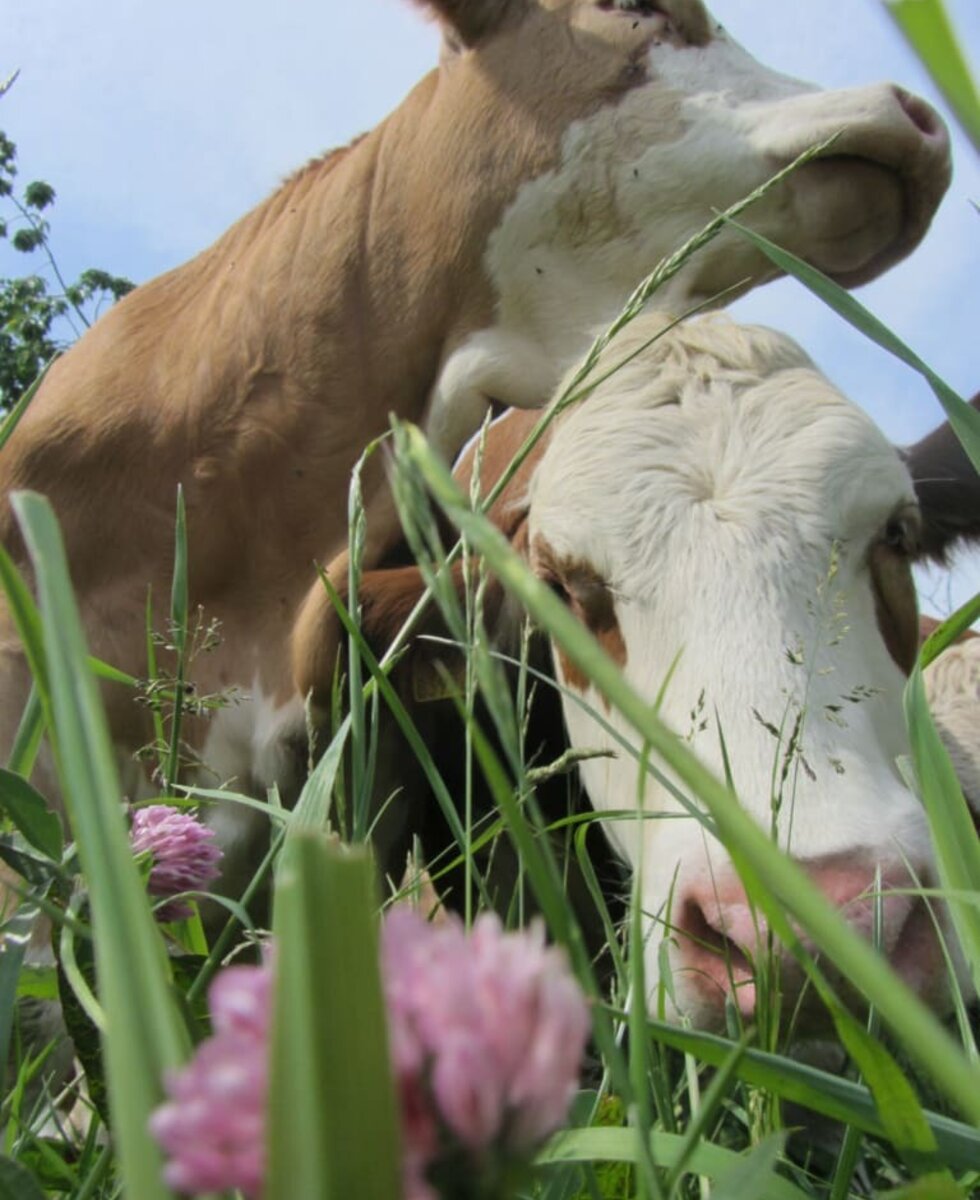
[893,85,948,146]
[674,857,941,1026]
[892,85,950,143]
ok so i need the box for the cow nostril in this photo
[894,86,944,141]
[680,898,755,981]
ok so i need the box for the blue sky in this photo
[2,0,978,611]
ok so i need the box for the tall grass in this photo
[1,40,979,1200]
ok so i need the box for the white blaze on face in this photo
[527,313,954,1023]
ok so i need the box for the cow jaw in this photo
[526,313,967,1031]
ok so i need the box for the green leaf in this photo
[883,0,980,152]
[22,180,55,211]
[0,767,63,859]
[0,1155,46,1200]
[878,1175,967,1200]
[267,836,401,1200]
[540,1128,805,1200]
[709,1134,786,1200]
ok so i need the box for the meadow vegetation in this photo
[0,8,978,1198]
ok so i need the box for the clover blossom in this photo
[382,908,591,1168]
[150,963,271,1199]
[150,907,589,1199]
[129,804,223,921]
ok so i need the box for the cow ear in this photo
[412,0,527,50]
[904,392,980,563]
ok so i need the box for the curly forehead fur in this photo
[530,312,913,591]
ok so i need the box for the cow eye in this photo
[881,506,921,557]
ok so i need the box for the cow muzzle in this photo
[783,84,950,286]
[672,854,949,1031]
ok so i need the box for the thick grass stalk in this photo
[11,491,186,1200]
[397,425,980,1125]
[267,835,401,1200]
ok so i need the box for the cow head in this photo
[334,312,972,1033]
[411,0,951,454]
[521,313,968,1028]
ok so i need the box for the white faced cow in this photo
[346,312,973,1030]
[0,0,950,813]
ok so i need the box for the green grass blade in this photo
[709,1134,786,1200]
[12,490,186,1200]
[0,356,56,456]
[399,425,980,1124]
[289,710,350,835]
[663,1035,748,1193]
[904,662,980,995]
[830,1000,940,1173]
[267,835,401,1200]
[5,686,44,778]
[919,592,980,669]
[883,0,980,152]
[723,218,980,473]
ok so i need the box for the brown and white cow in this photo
[341,311,974,1029]
[0,0,951,812]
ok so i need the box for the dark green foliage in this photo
[0,129,134,413]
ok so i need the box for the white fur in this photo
[199,677,305,795]
[527,312,965,1020]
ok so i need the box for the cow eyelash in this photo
[600,1,668,18]
[542,574,572,605]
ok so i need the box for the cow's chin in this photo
[786,156,908,286]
